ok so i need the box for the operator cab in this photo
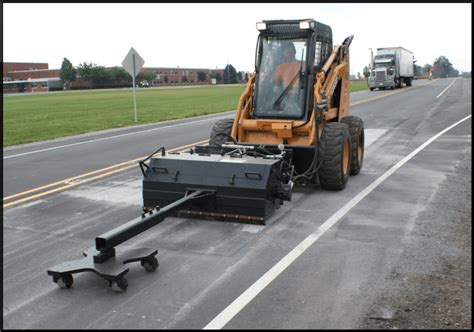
[253,19,332,121]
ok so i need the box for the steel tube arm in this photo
[95,190,205,251]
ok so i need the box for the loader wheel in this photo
[318,122,351,190]
[209,118,235,147]
[341,116,364,175]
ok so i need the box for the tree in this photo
[414,64,422,77]
[109,67,131,84]
[59,57,76,90]
[197,71,207,82]
[136,70,156,82]
[432,56,457,78]
[211,72,222,83]
[422,64,432,73]
[363,66,370,81]
[77,62,113,87]
[222,64,237,84]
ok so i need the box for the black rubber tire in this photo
[56,274,74,288]
[406,77,412,86]
[111,278,128,292]
[318,122,351,190]
[369,87,375,91]
[341,116,364,175]
[209,118,235,147]
[141,257,159,272]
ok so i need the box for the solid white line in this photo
[3,113,233,160]
[436,78,457,98]
[203,114,472,330]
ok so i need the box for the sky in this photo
[3,3,472,75]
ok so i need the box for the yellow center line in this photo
[4,80,437,208]
[3,139,209,208]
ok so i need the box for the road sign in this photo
[122,47,145,123]
[122,47,145,78]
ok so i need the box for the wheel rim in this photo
[343,137,349,175]
[357,134,363,163]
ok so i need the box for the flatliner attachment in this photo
[141,149,293,225]
[47,189,213,292]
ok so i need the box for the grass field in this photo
[3,81,369,147]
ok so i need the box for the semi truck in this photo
[368,47,414,90]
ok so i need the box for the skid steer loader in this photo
[47,19,364,292]
[140,19,364,222]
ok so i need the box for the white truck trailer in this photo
[368,47,414,90]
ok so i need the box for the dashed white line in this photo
[203,114,471,329]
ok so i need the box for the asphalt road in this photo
[3,78,471,329]
[2,78,426,196]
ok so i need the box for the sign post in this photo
[122,47,145,124]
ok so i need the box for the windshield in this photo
[374,62,391,68]
[254,36,308,118]
[374,55,395,68]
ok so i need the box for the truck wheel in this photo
[369,87,375,91]
[406,77,412,86]
[209,118,235,147]
[318,122,351,190]
[341,116,364,175]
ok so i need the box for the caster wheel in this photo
[141,257,159,272]
[55,274,73,288]
[110,278,128,293]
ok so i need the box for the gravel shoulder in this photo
[360,150,472,329]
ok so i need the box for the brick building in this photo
[3,62,62,93]
[3,62,239,93]
[141,67,226,85]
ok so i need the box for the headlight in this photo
[256,22,267,31]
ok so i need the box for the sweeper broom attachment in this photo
[47,144,294,292]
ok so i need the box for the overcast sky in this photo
[3,3,472,74]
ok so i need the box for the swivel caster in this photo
[110,278,128,293]
[141,257,159,272]
[54,274,74,289]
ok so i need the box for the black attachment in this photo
[47,189,214,292]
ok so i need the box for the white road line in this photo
[203,114,471,330]
[436,78,457,98]
[3,113,233,160]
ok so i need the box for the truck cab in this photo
[368,54,397,90]
[368,47,414,91]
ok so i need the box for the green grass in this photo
[3,85,244,146]
[349,80,368,92]
[4,81,369,147]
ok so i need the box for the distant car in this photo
[139,80,150,88]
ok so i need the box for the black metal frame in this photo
[47,189,215,292]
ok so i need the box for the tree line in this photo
[59,58,248,90]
